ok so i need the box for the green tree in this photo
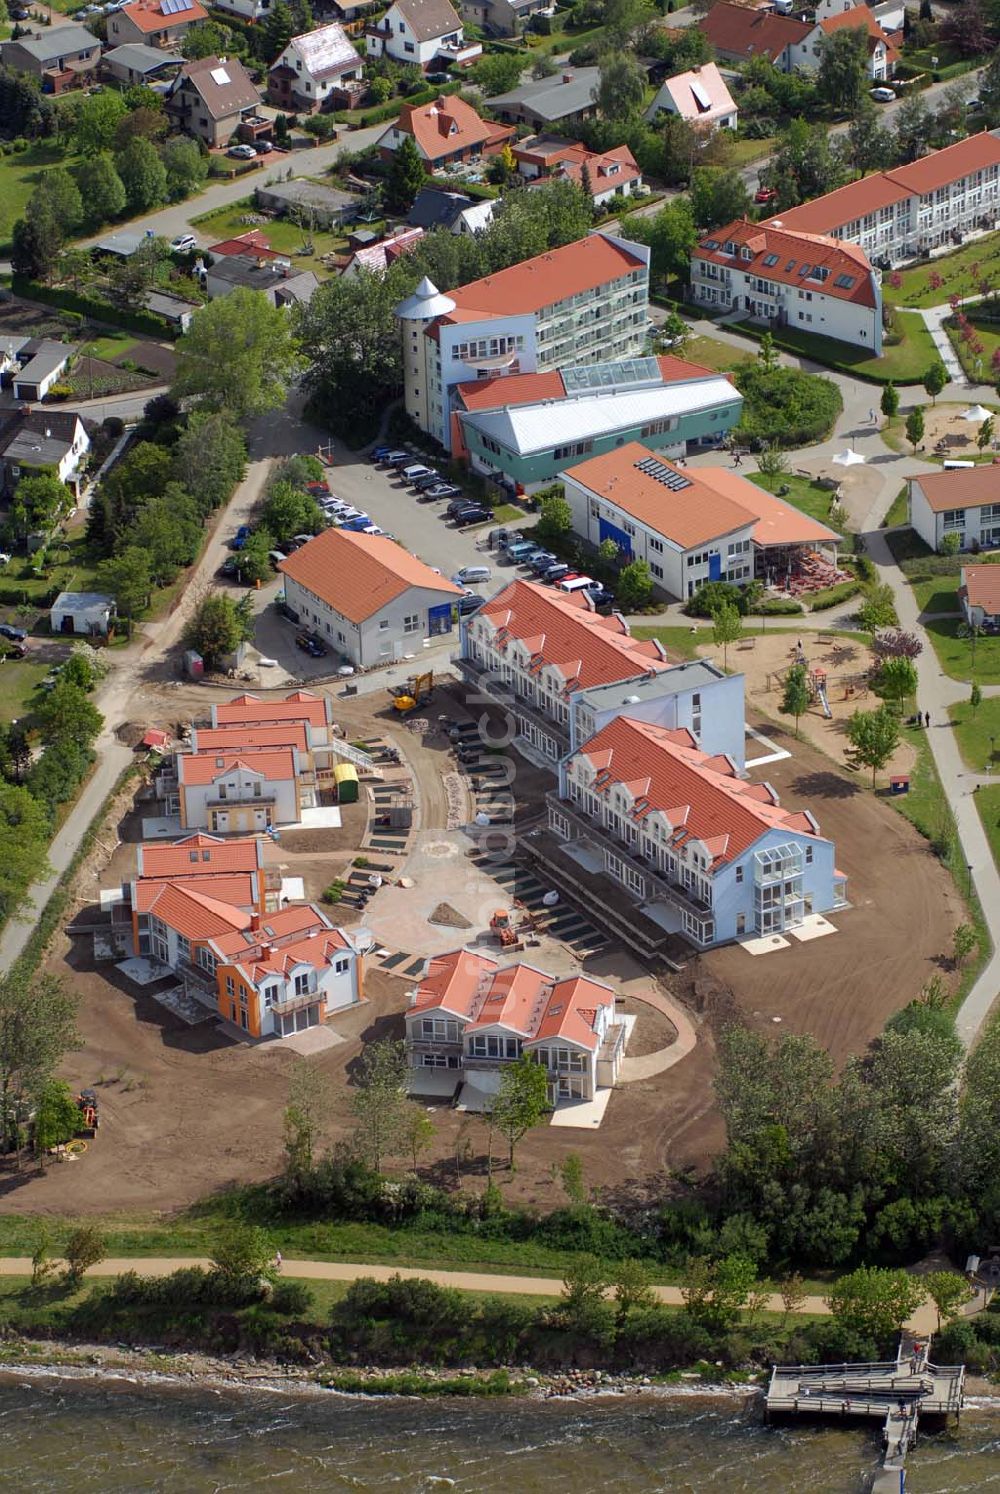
[595,51,646,122]
[757,330,779,372]
[0,972,79,1163]
[628,197,697,284]
[560,1152,587,1203]
[234,528,275,585]
[262,480,322,546]
[878,653,917,713]
[779,1273,806,1324]
[298,261,412,439]
[560,1253,611,1329]
[114,105,168,152]
[756,444,788,481]
[211,1221,278,1283]
[11,206,61,283]
[939,530,961,558]
[817,27,868,114]
[534,489,573,543]
[403,1102,435,1171]
[660,111,697,185]
[764,118,845,209]
[182,18,244,58]
[63,1224,106,1286]
[470,50,524,96]
[923,362,947,405]
[690,165,751,230]
[978,415,995,454]
[604,0,655,47]
[75,89,127,153]
[33,1078,81,1160]
[385,135,427,213]
[31,167,82,234]
[97,548,154,632]
[11,472,73,536]
[846,703,900,787]
[352,1038,408,1172]
[880,380,899,420]
[846,96,893,174]
[116,135,168,214]
[76,153,127,226]
[826,1265,925,1345]
[160,135,209,201]
[971,679,983,713]
[953,922,978,968]
[491,1054,549,1167]
[174,411,247,517]
[711,600,742,668]
[981,48,1000,129]
[613,1257,655,1320]
[616,558,654,610]
[174,288,301,420]
[37,680,102,745]
[104,237,168,312]
[682,1254,758,1331]
[894,93,933,163]
[282,1059,328,1184]
[263,0,295,59]
[183,592,254,669]
[780,662,810,736]
[922,1270,972,1330]
[858,582,897,642]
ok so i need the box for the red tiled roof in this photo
[209,234,281,261]
[962,565,1000,615]
[694,218,878,309]
[121,0,207,31]
[191,724,311,755]
[438,233,645,325]
[279,528,461,623]
[213,691,329,729]
[564,443,839,550]
[476,579,674,693]
[138,881,253,941]
[394,93,513,164]
[229,926,351,985]
[572,715,823,867]
[701,1,810,60]
[518,139,642,197]
[176,748,296,786]
[136,833,263,879]
[134,873,259,917]
[411,949,614,1051]
[770,131,1000,235]
[817,5,899,61]
[914,467,1000,513]
[348,226,424,276]
[453,353,720,413]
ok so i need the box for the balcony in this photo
[206,794,276,810]
[270,988,320,1017]
[407,1038,463,1057]
[551,793,713,922]
[456,656,569,750]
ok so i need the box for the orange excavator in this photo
[490,909,518,948]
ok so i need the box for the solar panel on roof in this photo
[561,356,661,395]
[634,455,691,492]
[160,0,192,14]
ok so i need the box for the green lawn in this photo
[81,331,133,363]
[949,695,1000,769]
[2,534,103,608]
[944,312,1000,383]
[0,658,54,725]
[729,310,936,383]
[749,471,839,525]
[191,202,348,276]
[913,571,961,614]
[884,232,1000,309]
[884,524,965,614]
[974,783,1000,881]
[882,484,910,528]
[682,333,745,373]
[0,142,81,254]
[631,624,707,660]
[728,136,776,168]
[924,617,1000,683]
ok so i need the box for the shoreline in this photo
[0,1337,998,1410]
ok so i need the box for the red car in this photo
[754,187,777,205]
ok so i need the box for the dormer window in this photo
[723,240,736,255]
[740,246,752,261]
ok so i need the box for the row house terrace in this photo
[457,578,745,767]
[545,715,846,950]
[405,947,624,1107]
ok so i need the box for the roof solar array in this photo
[634,455,692,491]
[562,356,661,395]
[160,0,193,15]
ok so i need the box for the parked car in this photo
[378,449,409,466]
[0,624,27,642]
[870,86,895,103]
[968,96,983,112]
[0,553,10,567]
[452,506,493,527]
[255,140,274,154]
[268,549,287,569]
[217,555,244,579]
[505,541,539,563]
[412,471,444,490]
[229,524,252,550]
[170,233,197,254]
[227,143,257,160]
[339,516,372,531]
[360,525,385,536]
[527,551,558,574]
[754,186,777,204]
[288,534,314,549]
[400,463,434,482]
[457,591,484,615]
[10,5,30,16]
[370,445,394,461]
[421,483,460,500]
[451,564,492,585]
[541,563,571,583]
[295,632,326,657]
[584,585,616,608]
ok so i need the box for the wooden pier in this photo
[765,1336,964,1491]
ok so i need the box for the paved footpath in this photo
[0,1256,939,1333]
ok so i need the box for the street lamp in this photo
[968,862,974,896]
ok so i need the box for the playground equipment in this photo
[809,668,832,720]
[390,671,434,713]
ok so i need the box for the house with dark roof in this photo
[108,0,208,51]
[377,93,514,171]
[0,409,90,497]
[0,23,100,91]
[700,2,811,68]
[254,177,357,227]
[278,528,462,667]
[488,66,602,128]
[166,53,263,147]
[267,22,364,114]
[407,186,496,234]
[204,254,319,307]
[365,0,481,69]
[103,42,183,85]
[690,217,882,353]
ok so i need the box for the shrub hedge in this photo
[11,280,174,340]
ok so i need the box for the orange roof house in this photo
[961,566,1000,625]
[513,136,642,203]
[701,2,811,64]
[438,233,646,327]
[108,0,207,48]
[378,94,514,170]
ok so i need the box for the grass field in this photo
[885,234,1000,309]
[631,624,706,659]
[0,142,81,254]
[749,471,839,525]
[974,783,1000,879]
[882,484,910,528]
[923,617,1000,683]
[0,657,54,725]
[728,310,936,382]
[948,696,1000,772]
[944,311,1000,383]
[682,333,745,372]
[192,203,348,276]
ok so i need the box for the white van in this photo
[557,575,595,594]
[452,565,492,585]
[943,460,976,469]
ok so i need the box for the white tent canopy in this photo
[832,448,866,467]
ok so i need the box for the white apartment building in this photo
[394,232,650,446]
[691,218,883,354]
[909,467,1000,553]
[771,131,1000,265]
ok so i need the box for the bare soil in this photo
[0,675,959,1216]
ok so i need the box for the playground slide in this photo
[817,684,832,720]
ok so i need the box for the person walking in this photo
[925,710,931,729]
